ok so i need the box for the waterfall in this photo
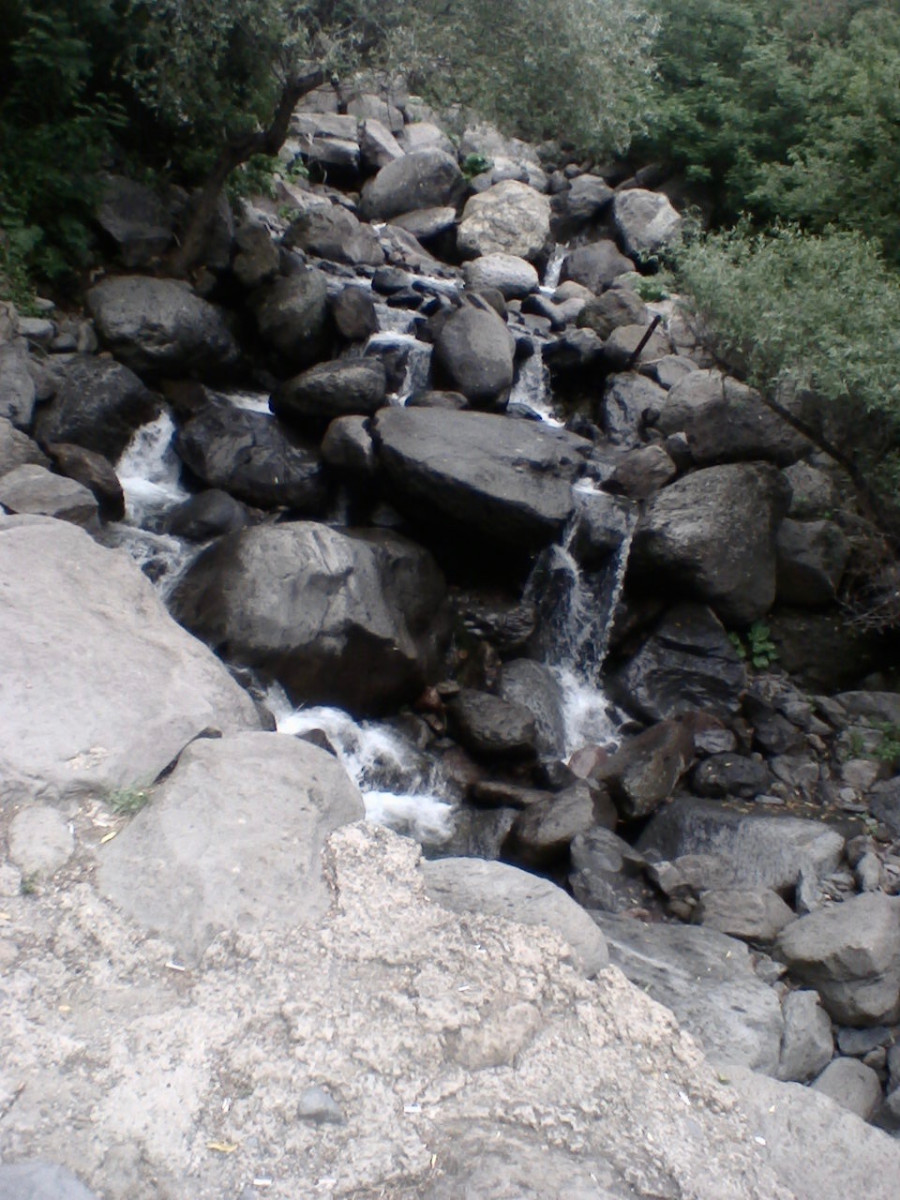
[509,351,561,425]
[116,409,190,527]
[541,243,568,293]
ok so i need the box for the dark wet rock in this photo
[498,659,566,759]
[600,372,668,446]
[172,522,446,715]
[232,218,280,290]
[44,442,125,520]
[607,444,677,500]
[691,753,771,800]
[250,269,331,369]
[447,688,538,760]
[175,399,328,511]
[609,604,746,723]
[96,174,173,267]
[331,285,378,342]
[33,354,159,460]
[633,462,792,626]
[568,826,649,913]
[271,359,387,429]
[372,407,593,548]
[775,893,900,1027]
[594,913,784,1073]
[767,611,879,692]
[164,489,248,541]
[284,204,384,267]
[592,718,696,820]
[360,149,466,221]
[776,518,850,606]
[86,276,239,377]
[432,298,515,406]
[321,414,376,476]
[504,781,616,868]
[638,795,845,895]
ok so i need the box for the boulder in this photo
[359,149,466,221]
[164,489,248,541]
[231,218,280,290]
[767,609,879,692]
[321,414,376,476]
[812,1057,883,1119]
[655,370,810,466]
[399,121,456,156]
[783,460,841,519]
[331,285,378,342]
[271,359,387,428]
[0,416,49,476]
[691,754,771,800]
[96,732,364,963]
[504,782,616,868]
[600,371,668,446]
[358,117,405,170]
[447,688,537,759]
[250,268,331,368]
[612,188,682,259]
[284,205,384,267]
[594,913,785,1073]
[389,206,458,243]
[607,444,677,499]
[774,893,900,1026]
[171,522,446,715]
[174,399,328,511]
[560,240,635,293]
[694,888,796,943]
[0,337,37,427]
[578,286,649,339]
[86,276,239,377]
[95,174,173,267]
[422,856,608,977]
[568,826,649,913]
[633,462,792,626]
[593,718,696,820]
[0,464,98,527]
[550,174,614,238]
[637,795,845,895]
[33,355,159,461]
[0,515,260,804]
[373,407,593,547]
[457,181,551,263]
[610,603,746,723]
[776,518,850,606]
[777,989,835,1083]
[43,442,125,521]
[462,253,539,299]
[498,659,566,758]
[432,298,515,405]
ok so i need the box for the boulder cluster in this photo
[2,77,900,1198]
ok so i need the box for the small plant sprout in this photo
[729,623,779,670]
[104,785,151,816]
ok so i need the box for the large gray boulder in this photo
[655,370,810,466]
[456,180,552,262]
[774,893,900,1026]
[594,914,785,1074]
[637,795,845,895]
[777,989,835,1082]
[96,732,364,963]
[86,276,239,377]
[560,240,635,293]
[359,149,466,221]
[271,359,387,427]
[0,515,260,805]
[171,521,446,714]
[432,299,515,405]
[601,370,668,446]
[250,268,331,368]
[612,188,682,259]
[33,354,160,460]
[422,855,608,977]
[633,462,792,625]
[174,399,328,511]
[372,407,593,547]
[284,204,384,267]
[498,658,566,758]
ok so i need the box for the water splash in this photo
[365,330,434,404]
[509,351,561,425]
[541,243,568,294]
[116,410,189,527]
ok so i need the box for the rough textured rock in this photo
[561,240,635,293]
[373,407,593,547]
[360,149,466,221]
[86,276,238,377]
[776,518,850,606]
[610,603,746,722]
[175,400,328,511]
[172,522,446,714]
[164,489,248,541]
[271,359,387,427]
[432,299,515,404]
[456,180,551,262]
[0,463,98,526]
[422,855,608,976]
[250,268,331,368]
[607,443,677,499]
[447,688,537,759]
[633,462,792,626]
[505,782,616,868]
[498,658,566,758]
[284,204,384,267]
[568,827,649,913]
[593,719,696,820]
[0,515,260,804]
[97,733,364,963]
[33,354,160,460]
[694,888,796,943]
[601,371,668,445]
[655,370,809,466]
[579,286,649,339]
[774,893,900,1026]
[0,416,49,476]
[613,188,682,259]
[691,754,771,800]
[0,337,37,427]
[462,252,539,298]
[594,914,785,1073]
[320,414,376,475]
[638,795,845,894]
[812,1057,883,1119]
[0,1162,101,1200]
[96,174,173,267]
[44,442,125,521]
[231,218,280,289]
[777,989,835,1083]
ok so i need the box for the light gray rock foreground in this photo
[422,856,608,977]
[0,463,98,526]
[0,1162,100,1200]
[0,516,260,805]
[3,818,810,1200]
[86,276,239,376]
[96,733,364,963]
[171,521,446,714]
[373,407,594,546]
[593,914,785,1074]
[728,1065,900,1200]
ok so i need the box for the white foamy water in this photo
[116,410,189,526]
[541,243,568,294]
[365,330,434,404]
[98,524,199,601]
[554,665,623,758]
[509,350,561,425]
[267,690,455,847]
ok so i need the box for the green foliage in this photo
[674,223,900,425]
[728,622,779,669]
[105,784,152,815]
[460,153,493,180]
[872,722,900,766]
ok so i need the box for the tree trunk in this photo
[166,64,326,279]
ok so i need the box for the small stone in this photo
[296,1085,345,1125]
[812,1057,883,1120]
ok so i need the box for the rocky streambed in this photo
[2,82,900,1199]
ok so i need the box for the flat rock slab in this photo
[594,913,784,1074]
[0,516,260,805]
[97,732,364,963]
[373,407,593,547]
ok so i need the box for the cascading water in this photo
[509,351,560,425]
[541,243,568,294]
